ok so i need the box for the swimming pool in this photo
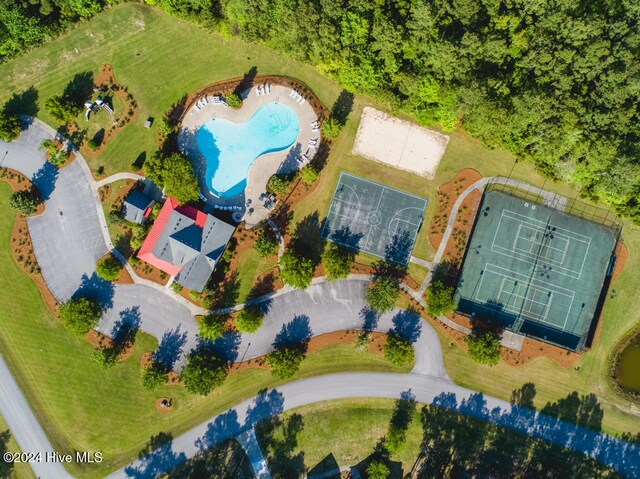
[196,103,300,198]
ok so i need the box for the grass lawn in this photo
[99,179,126,243]
[0,183,409,475]
[0,3,344,176]
[234,248,277,303]
[256,398,622,477]
[0,2,637,474]
[0,415,37,479]
[161,439,253,479]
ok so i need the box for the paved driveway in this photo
[228,279,447,378]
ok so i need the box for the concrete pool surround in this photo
[179,84,320,226]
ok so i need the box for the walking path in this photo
[95,172,144,187]
[235,427,273,479]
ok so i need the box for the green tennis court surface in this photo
[456,190,617,351]
[321,172,428,265]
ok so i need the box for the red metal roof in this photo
[136,197,205,276]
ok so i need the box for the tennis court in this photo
[456,190,617,350]
[321,172,428,265]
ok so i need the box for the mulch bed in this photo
[85,329,134,361]
[428,168,482,253]
[1,168,58,316]
[79,64,139,158]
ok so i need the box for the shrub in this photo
[170,281,184,294]
[280,249,314,289]
[188,289,201,301]
[366,276,400,314]
[59,297,102,336]
[267,173,295,195]
[8,190,41,216]
[466,332,501,366]
[96,256,121,281]
[383,334,415,367]
[157,118,173,138]
[108,209,124,225]
[255,229,278,258]
[235,305,263,333]
[300,165,319,185]
[92,346,118,369]
[0,111,21,141]
[266,346,304,379]
[426,280,457,316]
[130,223,150,250]
[366,460,390,479]
[198,313,225,341]
[321,243,353,280]
[320,117,341,139]
[87,138,99,151]
[180,348,228,396]
[141,363,168,390]
[225,93,242,109]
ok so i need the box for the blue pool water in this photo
[196,103,300,198]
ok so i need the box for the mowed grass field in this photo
[0,183,409,476]
[0,3,637,476]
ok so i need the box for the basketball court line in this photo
[322,172,427,264]
[490,209,591,279]
[474,263,574,329]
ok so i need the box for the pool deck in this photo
[178,85,319,227]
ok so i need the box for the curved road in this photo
[2,122,639,478]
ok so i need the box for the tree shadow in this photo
[277,142,303,173]
[541,392,604,432]
[359,307,379,331]
[234,66,258,98]
[30,161,58,201]
[307,453,339,478]
[291,211,326,265]
[257,409,305,478]
[511,383,537,409]
[154,325,188,370]
[413,389,638,479]
[133,152,146,170]
[3,85,39,116]
[92,128,105,146]
[0,429,13,478]
[330,90,354,126]
[391,309,422,343]
[165,439,253,478]
[384,230,414,268]
[273,315,312,353]
[329,225,363,253]
[111,306,141,344]
[63,71,94,107]
[247,273,276,305]
[73,272,115,310]
[205,332,242,363]
[125,432,187,479]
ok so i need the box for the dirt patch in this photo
[79,64,139,159]
[1,168,58,316]
[155,398,174,414]
[428,168,482,253]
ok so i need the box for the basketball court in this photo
[321,172,428,265]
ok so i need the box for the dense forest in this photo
[2,0,639,222]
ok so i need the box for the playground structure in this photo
[84,95,114,120]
